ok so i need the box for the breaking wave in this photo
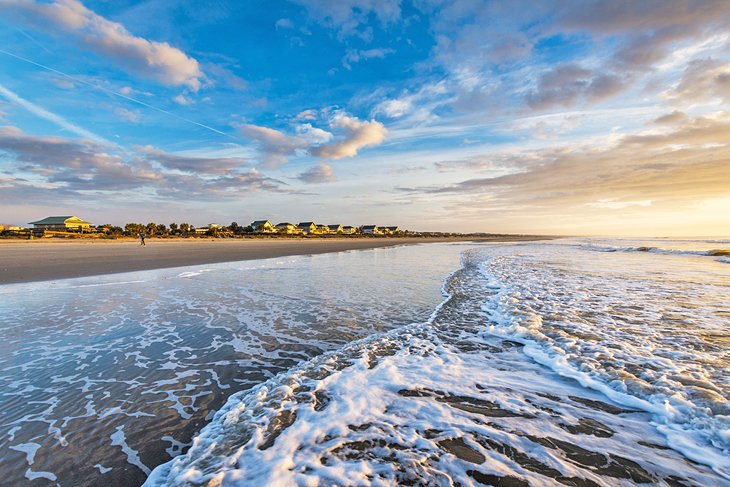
[145,246,728,486]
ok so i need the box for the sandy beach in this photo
[0,236,539,284]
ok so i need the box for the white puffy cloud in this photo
[311,113,387,159]
[0,0,204,90]
[295,123,333,145]
[242,112,387,165]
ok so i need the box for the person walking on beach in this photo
[139,232,146,246]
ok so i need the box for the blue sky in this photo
[0,0,728,235]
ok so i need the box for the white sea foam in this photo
[0,243,462,485]
[145,242,728,486]
[111,426,151,475]
[478,244,730,479]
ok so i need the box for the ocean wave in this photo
[584,243,730,258]
[144,249,725,486]
[478,250,730,480]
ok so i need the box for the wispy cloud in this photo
[342,48,394,70]
[0,83,111,144]
[0,0,204,89]
[400,114,730,209]
[0,126,287,201]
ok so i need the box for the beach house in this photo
[384,226,401,235]
[297,222,318,234]
[251,220,275,233]
[194,223,219,235]
[341,226,357,234]
[327,224,343,234]
[361,225,381,235]
[29,216,92,231]
[276,222,300,234]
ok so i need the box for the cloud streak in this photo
[0,83,111,144]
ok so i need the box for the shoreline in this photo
[0,236,548,284]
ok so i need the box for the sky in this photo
[0,0,728,235]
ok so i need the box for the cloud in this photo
[0,126,287,200]
[240,124,307,168]
[295,123,333,145]
[0,83,111,144]
[297,162,336,183]
[653,110,688,125]
[342,48,394,70]
[293,0,401,39]
[434,156,498,173]
[173,94,194,105]
[665,58,730,103]
[0,125,156,190]
[242,113,387,165]
[556,1,730,71]
[0,0,204,90]
[115,107,142,123]
[526,64,625,110]
[311,114,387,159]
[136,146,247,175]
[295,109,318,121]
[400,114,730,209]
[275,18,294,29]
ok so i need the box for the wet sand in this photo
[0,236,541,284]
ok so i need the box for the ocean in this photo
[1,239,728,486]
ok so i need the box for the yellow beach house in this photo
[29,216,92,231]
[297,222,318,234]
[251,220,276,233]
[275,222,300,234]
[361,225,381,235]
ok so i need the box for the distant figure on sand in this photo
[139,233,146,246]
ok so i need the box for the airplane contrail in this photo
[0,48,241,142]
[0,83,113,145]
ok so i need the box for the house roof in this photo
[362,225,378,230]
[251,220,271,226]
[29,215,90,225]
[275,222,295,227]
[386,226,400,230]
[327,224,342,229]
[298,222,315,227]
